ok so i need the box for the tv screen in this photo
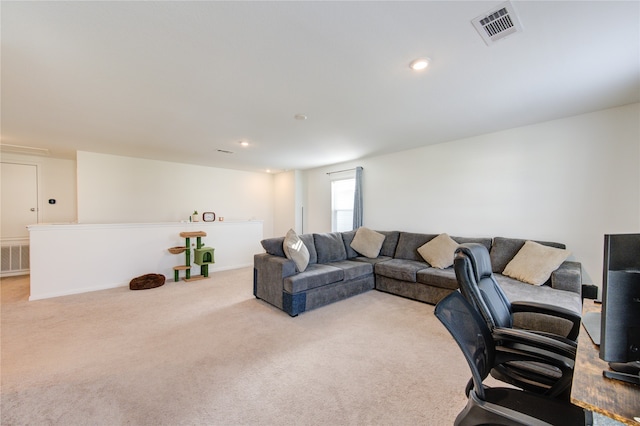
[600,233,640,363]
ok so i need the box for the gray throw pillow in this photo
[261,237,286,257]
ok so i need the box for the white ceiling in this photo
[1,1,639,173]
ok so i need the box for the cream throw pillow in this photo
[283,229,309,272]
[350,227,385,258]
[417,233,459,269]
[503,240,571,285]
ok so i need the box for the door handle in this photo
[30,208,36,212]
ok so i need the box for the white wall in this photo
[76,151,274,236]
[302,103,640,288]
[9,103,640,290]
[273,169,305,236]
[29,221,263,300]
[0,153,77,226]
[273,171,296,236]
[295,170,306,234]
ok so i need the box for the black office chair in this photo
[454,243,579,399]
[454,243,581,341]
[435,291,593,426]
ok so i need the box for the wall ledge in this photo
[28,220,263,232]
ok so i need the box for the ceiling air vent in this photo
[472,1,523,46]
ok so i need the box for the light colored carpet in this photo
[1,268,471,425]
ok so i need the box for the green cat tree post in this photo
[194,235,215,277]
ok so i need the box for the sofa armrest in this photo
[258,253,297,276]
[254,253,297,309]
[550,261,581,295]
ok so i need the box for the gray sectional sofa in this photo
[253,230,582,337]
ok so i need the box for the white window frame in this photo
[330,176,356,232]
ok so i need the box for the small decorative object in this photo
[219,216,224,221]
[130,273,165,290]
[191,210,199,222]
[203,212,216,222]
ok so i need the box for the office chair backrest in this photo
[435,291,494,401]
[454,243,513,329]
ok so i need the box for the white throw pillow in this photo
[283,229,309,272]
[350,227,385,258]
[503,240,571,285]
[417,233,459,269]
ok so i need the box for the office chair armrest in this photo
[492,327,576,399]
[510,301,582,341]
[493,327,576,361]
[522,329,578,348]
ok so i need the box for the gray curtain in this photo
[353,166,363,229]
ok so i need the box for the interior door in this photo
[1,162,38,239]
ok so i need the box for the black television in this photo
[599,233,640,383]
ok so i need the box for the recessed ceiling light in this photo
[409,58,430,71]
[294,114,307,120]
[239,141,249,147]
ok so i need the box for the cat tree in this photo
[168,231,215,282]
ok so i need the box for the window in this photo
[331,178,355,232]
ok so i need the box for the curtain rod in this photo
[326,167,363,175]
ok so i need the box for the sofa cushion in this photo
[375,258,429,282]
[503,240,571,286]
[314,232,348,264]
[379,231,401,257]
[352,255,393,265]
[417,233,459,269]
[341,230,359,258]
[299,234,318,265]
[283,229,310,272]
[452,236,492,252]
[490,237,566,274]
[350,227,386,258]
[327,260,373,281]
[394,232,438,261]
[261,237,285,257]
[495,273,582,315]
[495,273,582,337]
[283,264,344,293]
[416,267,458,290]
